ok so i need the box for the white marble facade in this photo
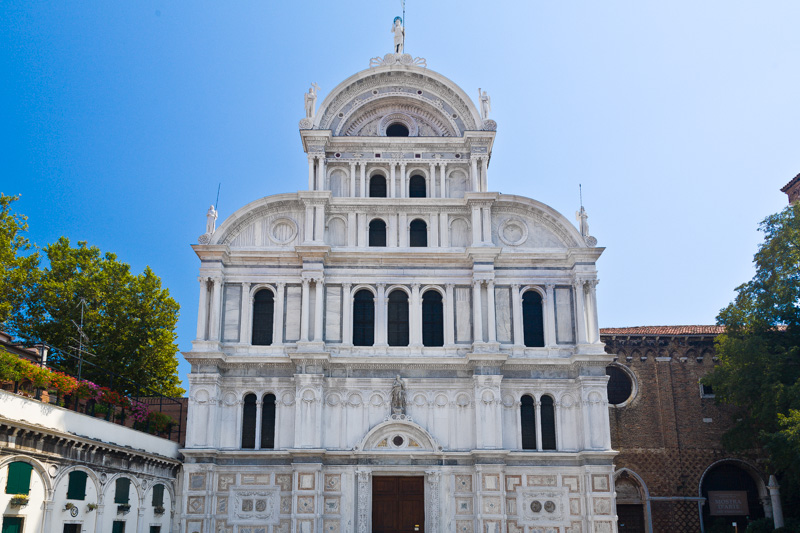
[182,44,616,533]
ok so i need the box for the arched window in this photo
[387,290,409,346]
[353,289,375,346]
[409,219,427,247]
[252,289,274,346]
[369,219,387,247]
[409,175,426,198]
[701,462,764,530]
[540,395,556,450]
[261,393,276,449]
[151,483,165,508]
[386,123,409,137]
[522,290,545,347]
[241,393,257,449]
[66,470,88,500]
[520,395,536,450]
[369,174,387,197]
[4,461,33,495]
[422,290,444,347]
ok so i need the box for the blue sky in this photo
[2,1,798,389]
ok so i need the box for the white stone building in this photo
[182,35,616,533]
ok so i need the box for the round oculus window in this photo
[392,435,404,447]
[606,365,633,405]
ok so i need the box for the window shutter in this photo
[114,477,131,504]
[112,521,126,533]
[152,484,164,507]
[5,462,33,495]
[66,470,88,500]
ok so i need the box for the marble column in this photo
[471,206,482,246]
[429,163,436,198]
[425,471,441,532]
[388,215,398,247]
[398,213,408,247]
[586,280,600,343]
[308,155,315,190]
[300,279,310,342]
[357,470,371,533]
[480,156,488,191]
[349,162,356,197]
[470,156,479,192]
[410,283,422,346]
[545,284,557,347]
[342,283,353,345]
[444,284,455,346]
[439,162,447,198]
[535,397,542,451]
[511,284,523,348]
[439,212,449,247]
[399,163,407,197]
[304,204,314,242]
[769,475,784,528]
[429,213,439,248]
[317,155,326,191]
[360,162,366,197]
[347,212,357,246]
[254,401,263,449]
[390,163,396,198]
[486,280,497,343]
[375,283,387,345]
[196,277,209,340]
[314,278,324,342]
[472,280,484,343]
[209,276,223,341]
[239,282,252,344]
[482,206,492,244]
[573,280,588,344]
[314,205,325,243]
[358,213,367,247]
[274,282,285,344]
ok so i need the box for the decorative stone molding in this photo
[369,53,427,69]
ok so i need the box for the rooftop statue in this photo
[304,82,320,120]
[392,16,405,54]
[206,205,218,235]
[479,88,492,120]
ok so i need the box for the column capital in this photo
[586,279,599,289]
[301,278,310,287]
[211,275,223,284]
[276,281,285,289]
[545,283,555,291]
[198,276,209,284]
[445,283,455,290]
[377,282,386,291]
[511,283,520,291]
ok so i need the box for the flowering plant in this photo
[129,400,149,423]
[48,371,78,395]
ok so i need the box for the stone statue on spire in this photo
[392,16,405,53]
[304,83,320,120]
[478,89,492,120]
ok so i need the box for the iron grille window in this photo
[369,219,387,247]
[241,393,258,449]
[520,395,536,450]
[540,395,556,450]
[409,175,426,198]
[114,477,130,504]
[606,366,633,405]
[353,289,375,346]
[422,290,444,346]
[387,290,409,346]
[251,289,274,346]
[409,219,427,247]
[261,394,277,449]
[369,175,387,197]
[151,484,164,507]
[5,461,33,495]
[66,470,87,500]
[522,291,545,347]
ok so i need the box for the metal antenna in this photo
[579,184,583,209]
[402,0,406,34]
[215,183,221,212]
[73,298,89,380]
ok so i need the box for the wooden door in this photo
[617,504,645,532]
[372,476,425,533]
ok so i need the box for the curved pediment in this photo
[339,98,457,137]
[493,196,588,249]
[315,66,482,137]
[210,194,305,249]
[355,416,442,453]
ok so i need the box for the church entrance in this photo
[372,476,425,533]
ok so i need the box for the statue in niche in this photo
[304,83,320,119]
[391,16,405,54]
[576,206,590,237]
[478,89,491,120]
[391,375,406,415]
[206,205,218,234]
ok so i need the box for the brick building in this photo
[601,326,774,533]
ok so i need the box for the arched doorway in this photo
[615,470,649,533]
[700,461,766,532]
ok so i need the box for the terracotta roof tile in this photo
[781,173,800,193]
[600,325,724,336]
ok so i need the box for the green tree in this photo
[704,202,800,517]
[0,194,40,325]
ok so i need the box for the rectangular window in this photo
[114,477,130,504]
[112,521,126,533]
[66,470,88,500]
[5,462,33,495]
[63,525,81,533]
[2,517,24,533]
[701,383,715,397]
[149,527,161,533]
[151,484,164,507]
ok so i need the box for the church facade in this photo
[182,39,616,533]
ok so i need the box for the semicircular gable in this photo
[355,418,442,453]
[315,67,481,135]
[493,196,586,249]
[211,194,305,248]
[339,98,457,137]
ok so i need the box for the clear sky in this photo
[2,1,798,390]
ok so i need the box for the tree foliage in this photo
[704,202,800,516]
[0,195,40,325]
[0,194,184,396]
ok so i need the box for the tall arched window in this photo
[387,290,409,346]
[241,393,257,449]
[520,395,536,450]
[353,289,375,346]
[409,175,426,198]
[369,174,387,197]
[540,394,556,450]
[261,393,276,449]
[252,289,274,346]
[409,219,427,247]
[369,219,387,247]
[422,290,444,347]
[522,290,545,347]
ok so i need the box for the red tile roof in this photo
[600,325,724,336]
[781,173,800,193]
